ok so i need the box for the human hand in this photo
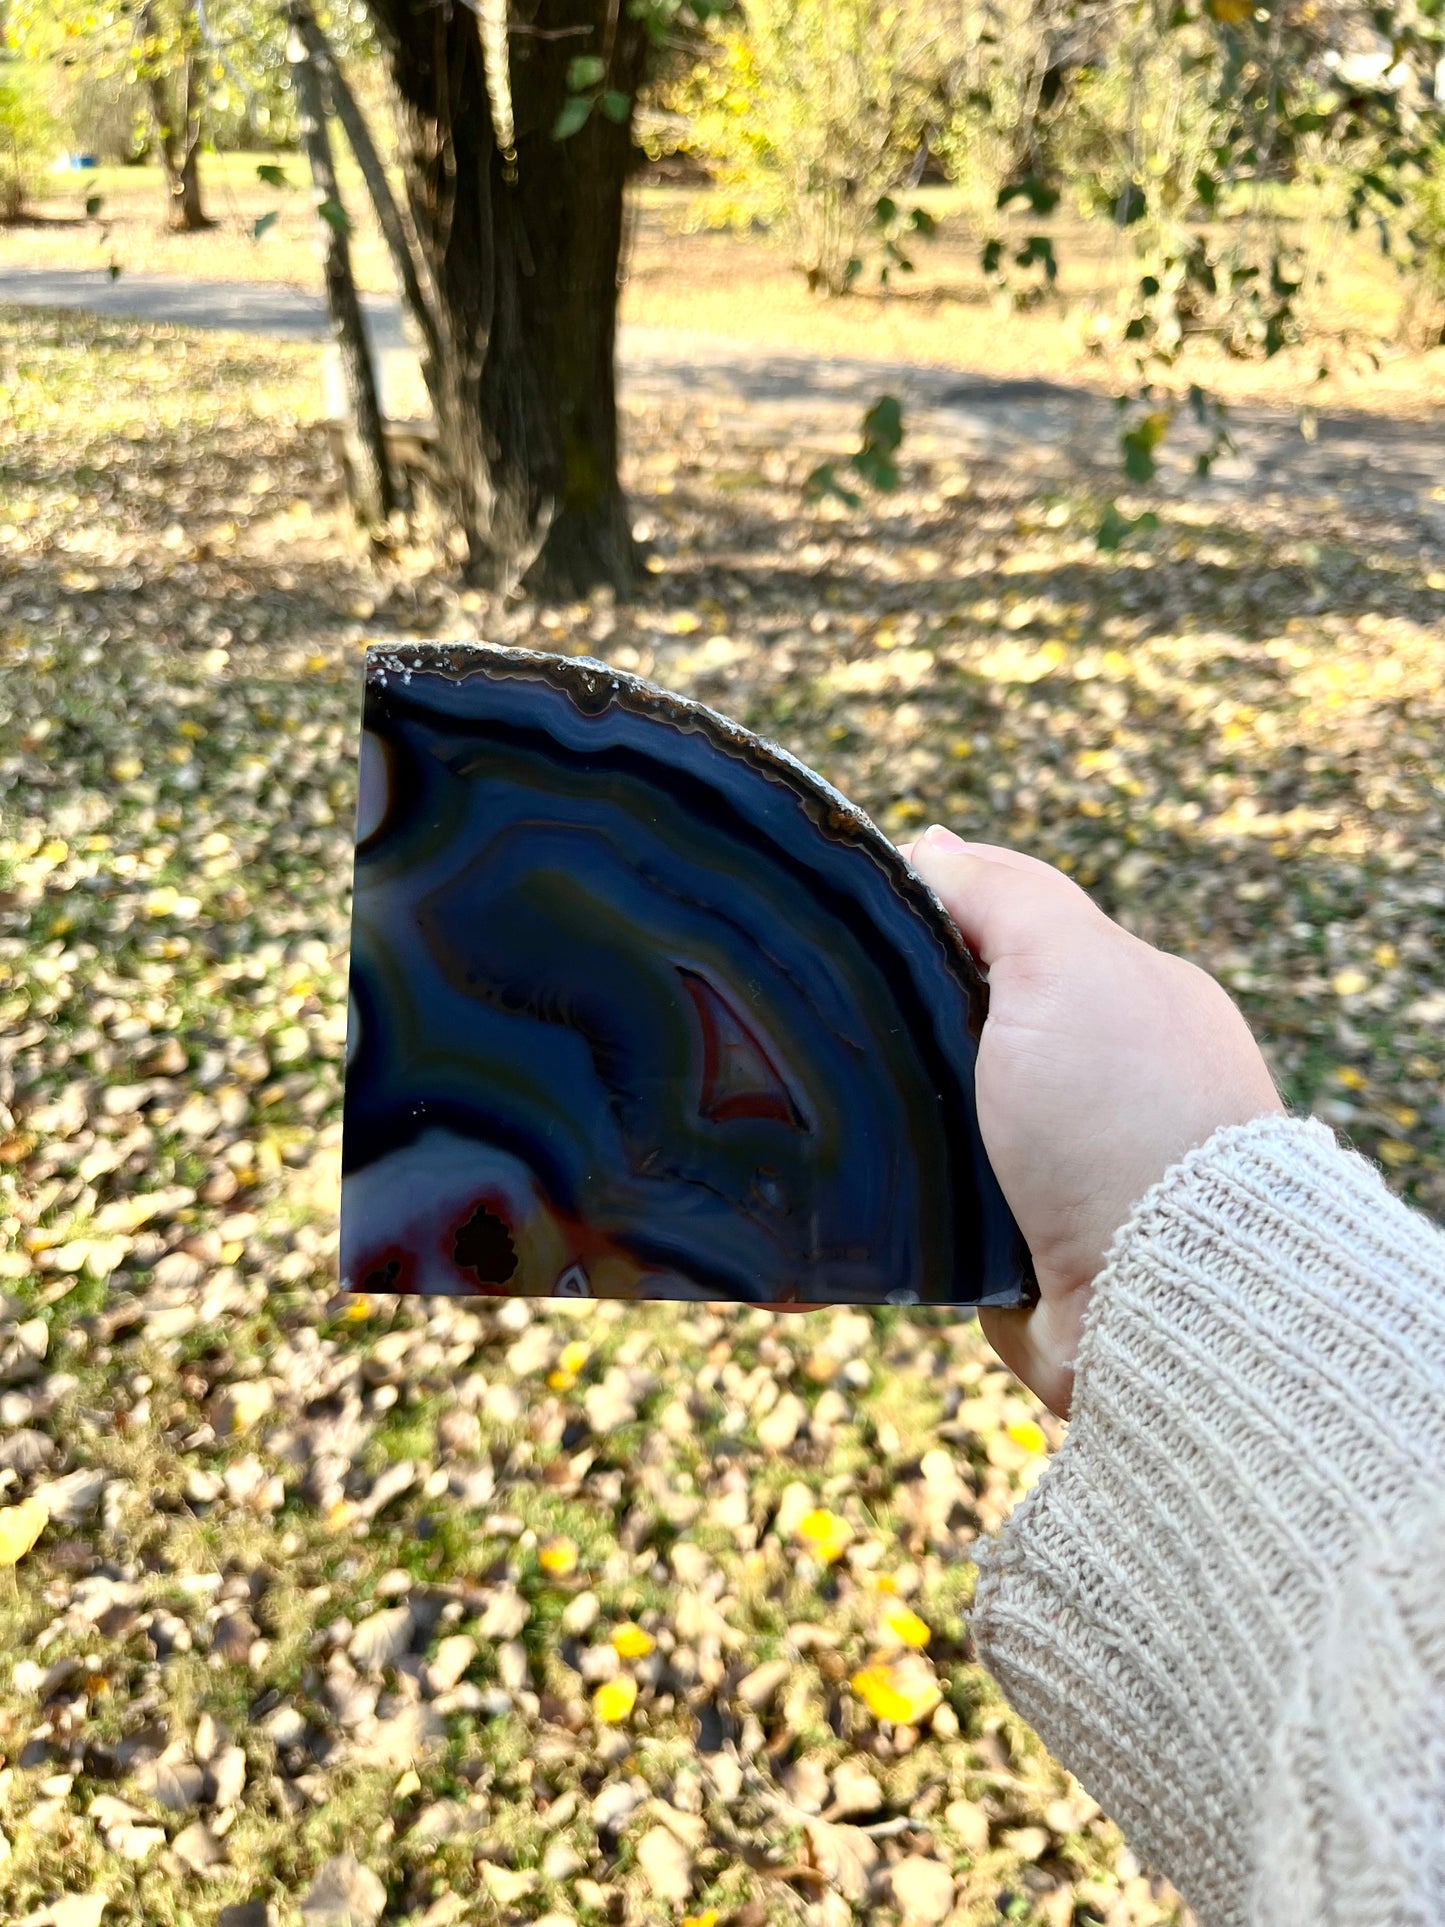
[900,825,1286,1418]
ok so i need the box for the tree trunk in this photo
[288,0,395,531]
[142,2,213,232]
[365,0,646,596]
[173,48,210,231]
[289,10,443,378]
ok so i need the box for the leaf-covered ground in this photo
[1,304,1443,1927]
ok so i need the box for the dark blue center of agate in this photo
[340,648,1035,1308]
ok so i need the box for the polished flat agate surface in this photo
[340,643,1037,1309]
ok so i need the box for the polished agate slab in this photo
[340,644,1037,1309]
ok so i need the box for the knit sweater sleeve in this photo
[968,1112,1445,1927]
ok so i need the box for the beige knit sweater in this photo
[970,1112,1445,1927]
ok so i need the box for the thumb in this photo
[905,824,1106,972]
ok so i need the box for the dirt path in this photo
[3,263,1442,548]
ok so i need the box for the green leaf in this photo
[1121,410,1170,483]
[85,193,104,218]
[256,163,288,189]
[1096,502,1130,550]
[874,194,898,226]
[598,90,632,123]
[566,54,606,90]
[852,449,899,491]
[253,210,280,240]
[317,197,352,236]
[860,393,903,455]
[804,461,861,509]
[908,207,937,236]
[553,94,593,140]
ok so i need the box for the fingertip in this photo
[919,824,969,854]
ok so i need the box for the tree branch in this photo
[287,0,395,528]
[291,6,444,377]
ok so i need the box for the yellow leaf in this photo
[393,1767,421,1799]
[1332,969,1368,997]
[1373,943,1398,969]
[0,1496,49,1566]
[880,1602,931,1650]
[1207,0,1254,21]
[850,1655,942,1725]
[539,1537,578,1577]
[872,1572,900,1596]
[683,1913,719,1927]
[796,1508,853,1564]
[611,1622,655,1659]
[546,1370,577,1392]
[1006,1419,1048,1456]
[558,1340,590,1376]
[592,1676,638,1723]
[1334,1066,1367,1091]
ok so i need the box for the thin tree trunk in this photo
[289,9,443,379]
[175,43,210,230]
[142,1,213,231]
[367,0,645,596]
[288,0,395,531]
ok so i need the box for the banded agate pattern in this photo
[340,644,1037,1309]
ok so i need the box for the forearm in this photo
[968,1112,1445,1927]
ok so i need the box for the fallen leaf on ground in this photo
[796,1508,852,1563]
[0,1495,49,1565]
[299,1854,386,1927]
[636,1824,694,1905]
[592,1676,637,1723]
[850,1654,943,1724]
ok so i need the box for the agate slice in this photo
[340,643,1037,1310]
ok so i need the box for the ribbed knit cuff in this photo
[968,1111,1445,1927]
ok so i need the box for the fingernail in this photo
[920,824,969,853]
